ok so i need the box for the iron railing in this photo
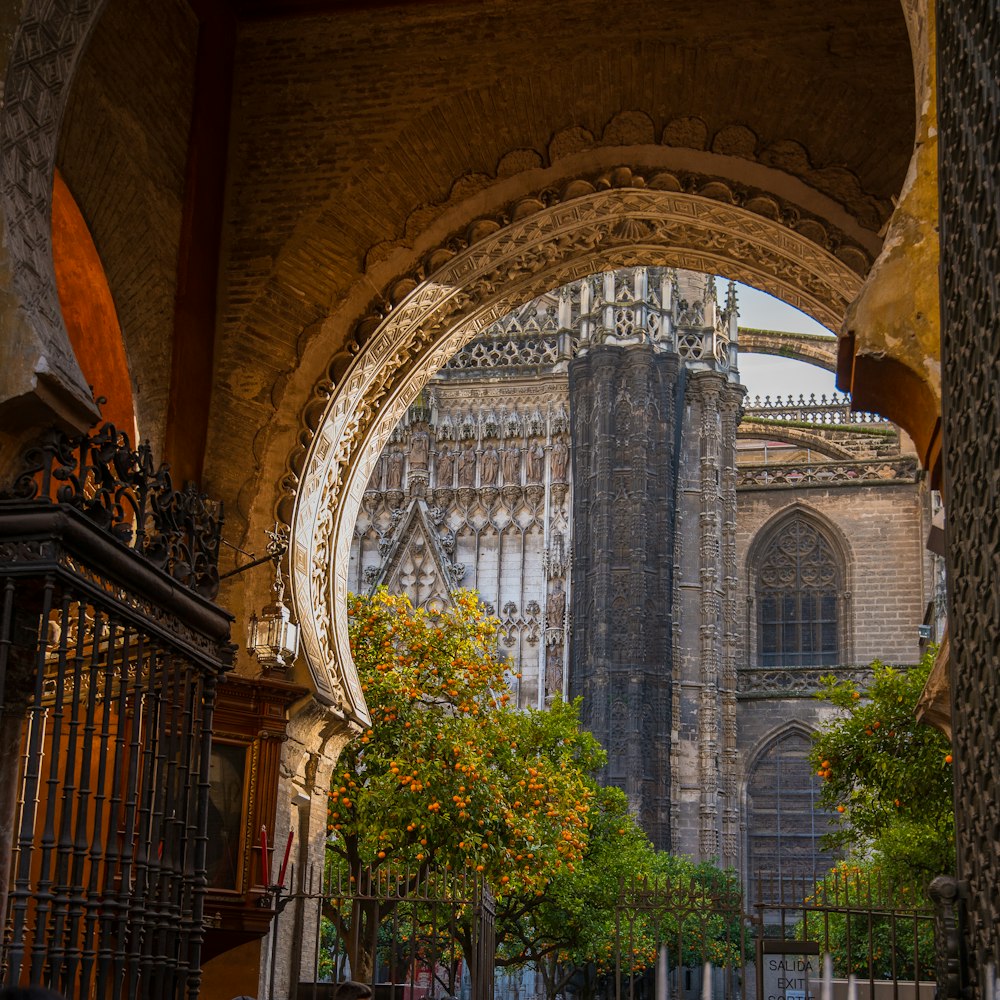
[754,870,937,993]
[267,861,495,1000]
[612,871,753,1000]
[0,423,233,998]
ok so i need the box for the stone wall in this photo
[350,373,572,710]
[736,481,932,672]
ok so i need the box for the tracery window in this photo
[746,729,838,900]
[757,516,841,668]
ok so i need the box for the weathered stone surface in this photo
[569,345,682,851]
[839,0,941,482]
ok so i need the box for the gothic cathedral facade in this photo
[350,268,936,888]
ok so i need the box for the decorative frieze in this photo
[737,457,918,489]
[737,664,875,697]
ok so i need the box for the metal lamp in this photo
[247,526,300,674]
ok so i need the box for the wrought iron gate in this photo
[755,869,936,988]
[0,423,233,998]
[611,870,949,1000]
[937,0,1000,993]
[274,862,495,1000]
[613,870,752,1000]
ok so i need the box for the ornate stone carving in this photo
[457,446,477,487]
[385,450,404,489]
[568,345,680,850]
[481,445,499,486]
[287,185,866,723]
[409,428,430,470]
[435,448,454,487]
[738,664,874,697]
[501,445,521,484]
[737,458,917,489]
[363,118,890,275]
[0,0,106,424]
[550,439,570,482]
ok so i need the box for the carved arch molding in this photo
[288,184,865,723]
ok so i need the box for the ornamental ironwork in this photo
[0,425,233,998]
[938,0,1000,986]
[2,422,223,599]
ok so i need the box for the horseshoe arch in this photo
[288,184,866,727]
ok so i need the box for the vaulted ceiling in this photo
[56,0,915,545]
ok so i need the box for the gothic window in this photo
[746,729,838,901]
[757,516,841,668]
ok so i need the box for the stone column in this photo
[671,369,738,863]
[693,370,723,861]
[718,385,744,870]
[568,343,682,851]
[260,700,357,999]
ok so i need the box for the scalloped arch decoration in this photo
[289,185,865,723]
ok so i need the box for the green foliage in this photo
[810,650,955,885]
[798,861,936,980]
[506,790,744,999]
[330,589,602,890]
[326,588,742,997]
[326,589,605,979]
[643,856,746,969]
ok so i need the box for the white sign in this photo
[761,951,817,1000]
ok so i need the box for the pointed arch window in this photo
[746,728,838,898]
[757,517,842,668]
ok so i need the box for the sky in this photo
[730,282,841,402]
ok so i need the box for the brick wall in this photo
[736,480,931,670]
[56,0,198,454]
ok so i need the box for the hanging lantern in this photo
[247,529,299,674]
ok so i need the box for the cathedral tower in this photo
[567,270,743,857]
[356,268,745,865]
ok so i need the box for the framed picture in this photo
[206,741,249,891]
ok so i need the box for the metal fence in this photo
[0,423,233,998]
[604,869,942,1000]
[754,870,937,996]
[269,857,954,1000]
[612,871,753,1000]
[268,862,495,1000]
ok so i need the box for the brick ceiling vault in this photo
[44,0,918,712]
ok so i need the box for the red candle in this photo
[260,825,269,887]
[278,829,294,887]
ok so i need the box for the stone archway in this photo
[288,182,865,723]
[739,328,838,372]
[0,0,106,434]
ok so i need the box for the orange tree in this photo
[809,648,955,887]
[325,589,603,981]
[496,783,655,1000]
[797,860,935,979]
[493,785,743,1000]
